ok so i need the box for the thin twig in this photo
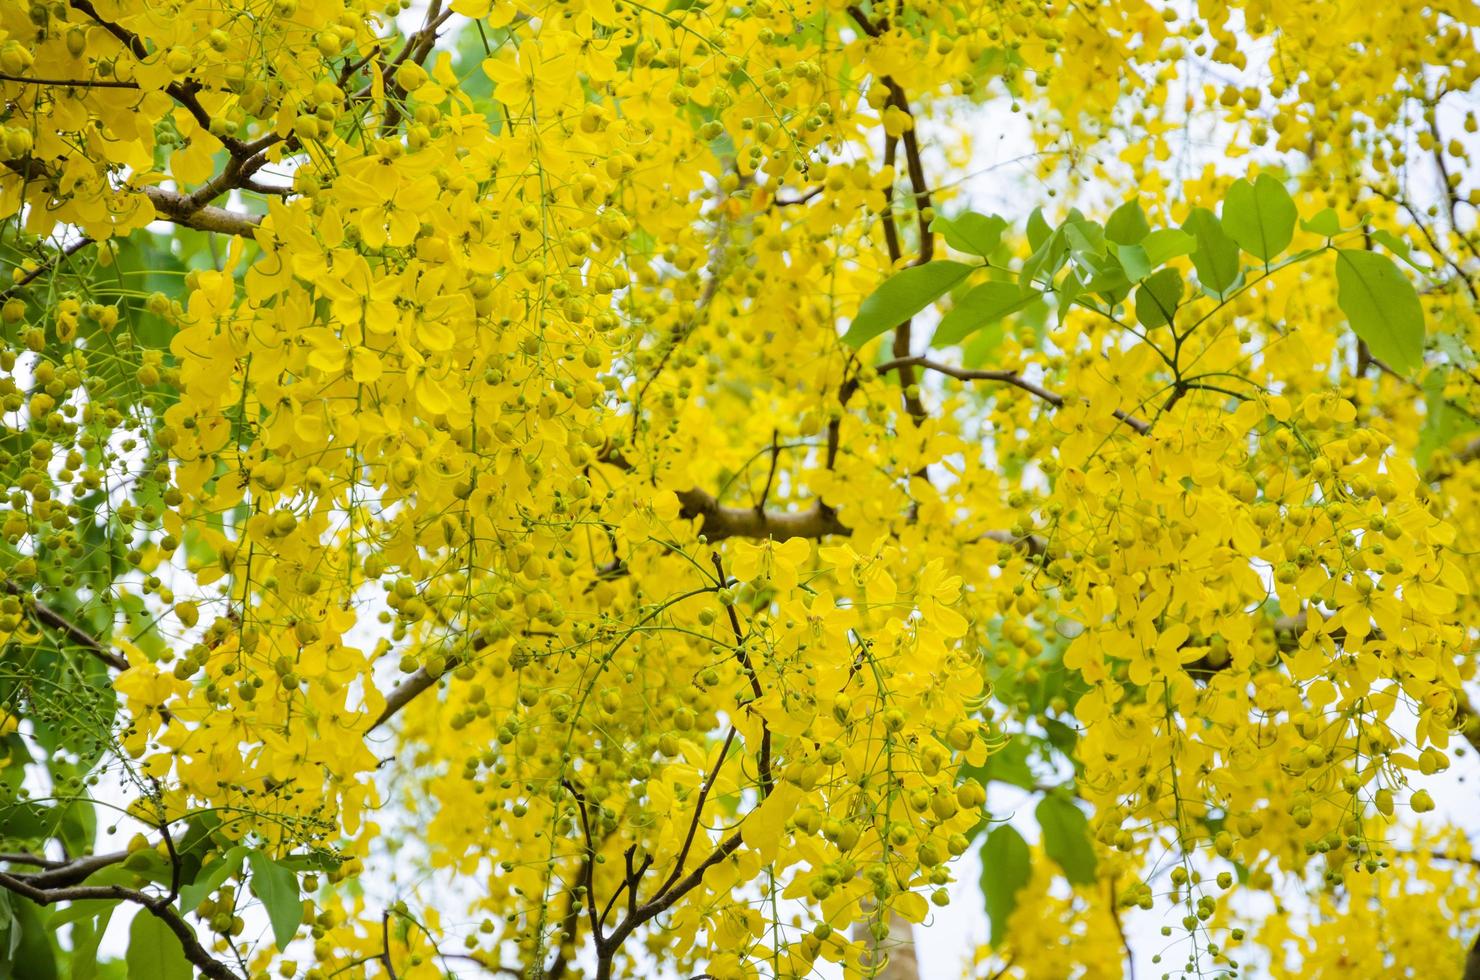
[0,237,94,303]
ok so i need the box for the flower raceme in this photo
[0,0,1478,978]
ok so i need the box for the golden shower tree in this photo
[1,0,1478,977]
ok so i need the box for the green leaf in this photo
[1117,244,1151,283]
[1416,370,1474,470]
[981,826,1032,946]
[179,845,248,910]
[1020,226,1068,290]
[0,892,13,961]
[1064,218,1107,262]
[56,901,115,980]
[0,801,52,840]
[1221,174,1297,262]
[1036,793,1097,885]
[173,813,225,887]
[933,282,1045,347]
[1,896,57,980]
[932,212,1007,257]
[1300,208,1345,238]
[248,851,304,950]
[59,797,97,861]
[1135,267,1184,329]
[1140,228,1197,266]
[275,851,344,873]
[1371,228,1427,272]
[1083,267,1131,303]
[842,261,974,348]
[1042,718,1080,758]
[1026,207,1052,251]
[1105,199,1150,246]
[125,911,191,980]
[1183,206,1242,296]
[1335,249,1425,374]
[47,899,119,930]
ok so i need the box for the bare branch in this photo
[875,356,1152,435]
[7,584,129,672]
[0,237,94,303]
[654,727,737,900]
[0,72,139,89]
[0,869,241,980]
[367,667,435,732]
[142,186,263,237]
[11,849,129,888]
[677,487,849,541]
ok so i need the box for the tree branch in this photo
[142,186,263,237]
[0,237,94,303]
[0,870,241,980]
[677,487,849,541]
[65,0,280,161]
[6,584,129,671]
[8,849,129,888]
[367,667,434,732]
[712,554,772,797]
[0,72,139,89]
[654,727,737,900]
[875,356,1152,435]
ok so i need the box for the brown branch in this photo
[142,186,263,237]
[13,849,130,888]
[676,487,849,541]
[711,554,772,797]
[979,529,1048,557]
[563,779,606,950]
[0,237,93,303]
[772,187,823,207]
[654,727,738,900]
[1185,608,1480,755]
[379,1,454,134]
[381,909,401,979]
[0,870,241,980]
[1107,876,1136,980]
[845,4,885,37]
[2,157,264,238]
[756,430,781,511]
[7,584,129,671]
[596,831,744,979]
[843,16,933,425]
[367,667,434,732]
[65,0,280,161]
[544,856,590,979]
[875,356,1152,435]
[0,853,60,869]
[0,72,138,89]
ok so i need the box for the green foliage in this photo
[981,825,1032,945]
[1300,208,1348,238]
[1334,248,1426,373]
[1221,174,1297,262]
[1135,267,1184,329]
[1105,199,1150,246]
[0,893,59,980]
[843,261,975,347]
[1035,793,1097,886]
[934,282,1045,347]
[179,846,248,910]
[247,851,303,950]
[933,212,1008,257]
[125,911,192,980]
[1182,207,1242,297]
